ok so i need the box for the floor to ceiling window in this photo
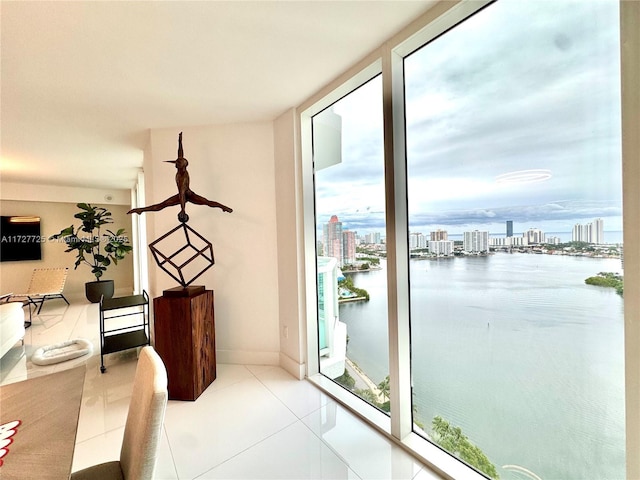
[302,1,632,478]
[312,76,391,413]
[405,1,623,479]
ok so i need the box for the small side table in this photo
[99,291,150,373]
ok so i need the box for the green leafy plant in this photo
[431,416,499,479]
[338,276,370,300]
[50,203,133,281]
[585,271,624,296]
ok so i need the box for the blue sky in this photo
[315,0,622,239]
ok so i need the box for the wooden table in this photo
[0,366,86,479]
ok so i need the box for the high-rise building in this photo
[572,218,604,244]
[572,223,587,242]
[592,218,604,244]
[323,215,343,265]
[364,232,382,244]
[429,240,455,256]
[342,230,357,265]
[410,232,428,249]
[506,220,513,237]
[317,256,346,379]
[463,230,489,253]
[430,229,448,241]
[524,228,545,244]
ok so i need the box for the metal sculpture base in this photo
[162,285,205,298]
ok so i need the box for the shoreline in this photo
[345,357,384,403]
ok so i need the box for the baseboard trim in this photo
[211,350,305,379]
[216,349,280,366]
[279,352,305,380]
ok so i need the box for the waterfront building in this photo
[511,236,528,246]
[593,218,604,244]
[506,220,513,237]
[546,236,561,245]
[410,232,428,249]
[317,256,347,379]
[323,215,343,266]
[490,236,529,247]
[524,228,545,244]
[573,223,587,242]
[429,240,454,256]
[430,229,449,241]
[572,218,604,244]
[490,237,507,247]
[343,230,357,265]
[463,230,489,253]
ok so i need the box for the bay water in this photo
[340,252,625,480]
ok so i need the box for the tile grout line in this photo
[159,424,180,480]
[191,418,301,480]
[244,368,363,479]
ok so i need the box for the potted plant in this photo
[50,203,133,303]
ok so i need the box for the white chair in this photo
[71,347,168,480]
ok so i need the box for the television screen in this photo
[0,216,42,262]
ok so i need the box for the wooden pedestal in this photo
[153,286,216,401]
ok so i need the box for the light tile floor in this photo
[0,301,441,480]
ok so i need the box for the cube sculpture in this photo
[149,223,214,288]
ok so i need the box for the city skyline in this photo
[314,0,622,239]
[322,216,619,251]
[320,217,620,243]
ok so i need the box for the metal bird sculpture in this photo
[128,132,233,223]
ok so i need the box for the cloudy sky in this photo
[314,0,621,240]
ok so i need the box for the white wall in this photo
[0,200,134,300]
[143,123,281,366]
[0,182,131,205]
[274,108,306,379]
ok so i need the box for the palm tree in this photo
[378,375,390,401]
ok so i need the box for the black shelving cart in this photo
[99,290,150,373]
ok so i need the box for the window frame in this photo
[299,1,639,478]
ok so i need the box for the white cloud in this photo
[314,0,621,237]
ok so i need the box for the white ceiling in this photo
[1,0,434,191]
